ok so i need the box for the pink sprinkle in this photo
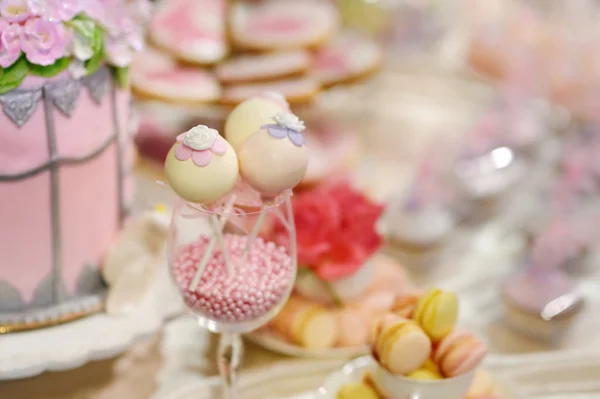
[172,234,294,324]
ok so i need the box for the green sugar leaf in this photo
[0,56,29,94]
[28,57,71,78]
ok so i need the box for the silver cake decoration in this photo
[0,281,25,311]
[46,79,82,117]
[74,264,105,295]
[83,68,109,105]
[0,89,42,127]
[32,273,67,307]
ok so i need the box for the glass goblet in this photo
[167,187,297,399]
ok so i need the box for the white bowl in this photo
[316,356,525,399]
[372,363,474,399]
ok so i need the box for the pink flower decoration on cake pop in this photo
[0,20,22,67]
[0,0,30,23]
[174,125,228,167]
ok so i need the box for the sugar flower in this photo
[27,0,81,22]
[0,20,22,67]
[262,113,306,147]
[21,17,70,65]
[103,13,144,67]
[0,0,30,23]
[175,125,228,167]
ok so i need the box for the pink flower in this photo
[174,126,228,167]
[0,0,30,23]
[103,13,144,67]
[0,20,22,67]
[27,0,81,21]
[21,17,70,65]
[274,189,341,266]
[271,183,383,282]
[79,0,108,26]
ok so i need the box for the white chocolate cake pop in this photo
[165,125,239,204]
[238,112,309,197]
[224,93,290,150]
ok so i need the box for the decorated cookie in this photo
[216,50,311,84]
[312,32,383,87]
[221,76,320,105]
[149,0,228,64]
[131,49,221,104]
[238,112,309,196]
[164,125,239,204]
[229,0,339,51]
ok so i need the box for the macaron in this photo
[336,382,379,399]
[391,291,422,319]
[271,297,338,350]
[413,288,458,341]
[373,315,432,375]
[335,308,370,347]
[433,330,487,378]
[407,368,443,381]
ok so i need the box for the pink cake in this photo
[0,0,149,331]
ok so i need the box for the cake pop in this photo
[238,112,309,197]
[164,125,239,204]
[224,93,290,150]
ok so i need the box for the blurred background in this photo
[2,0,600,398]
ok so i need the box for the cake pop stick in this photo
[237,112,308,264]
[188,194,237,292]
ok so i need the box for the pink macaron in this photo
[433,330,487,378]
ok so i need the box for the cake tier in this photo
[0,68,133,330]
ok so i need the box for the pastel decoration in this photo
[174,126,228,167]
[224,95,290,150]
[165,125,239,204]
[238,112,309,197]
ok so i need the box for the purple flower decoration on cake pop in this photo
[261,112,306,147]
[174,125,227,167]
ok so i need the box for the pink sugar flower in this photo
[21,17,70,65]
[174,126,228,167]
[0,0,30,23]
[103,12,144,67]
[27,0,81,22]
[0,20,22,67]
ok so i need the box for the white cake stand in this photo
[0,263,183,380]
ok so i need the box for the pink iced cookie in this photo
[150,0,228,64]
[221,76,320,106]
[433,330,487,378]
[216,50,311,84]
[131,49,221,104]
[230,0,339,51]
[312,32,383,87]
[172,234,294,324]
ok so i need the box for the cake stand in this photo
[0,262,183,380]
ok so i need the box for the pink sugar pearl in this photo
[172,234,294,324]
